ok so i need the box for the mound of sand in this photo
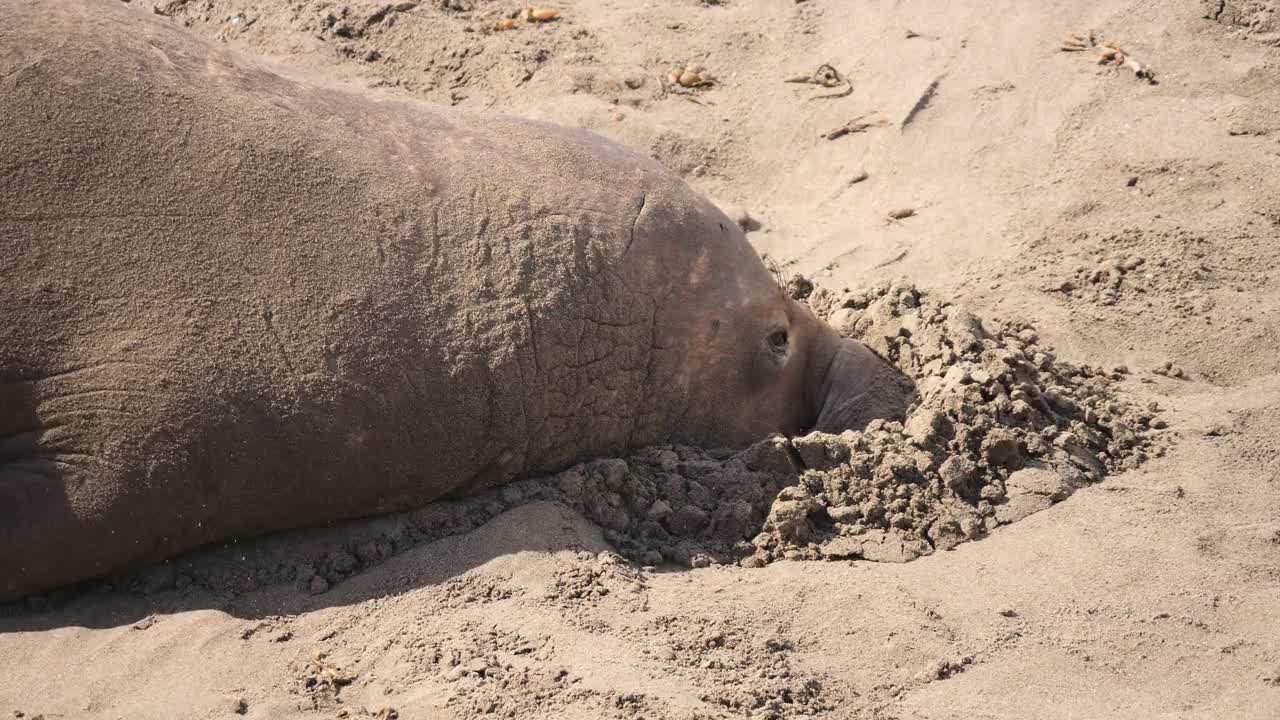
[1205,0,1280,37]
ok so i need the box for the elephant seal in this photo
[0,0,911,601]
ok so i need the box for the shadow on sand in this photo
[0,500,618,633]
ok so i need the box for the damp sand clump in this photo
[735,278,1168,564]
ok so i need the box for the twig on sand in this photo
[884,200,939,224]
[825,170,870,201]
[900,73,945,130]
[873,248,909,268]
[884,207,917,225]
[821,114,887,140]
[904,28,939,40]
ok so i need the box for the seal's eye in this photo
[767,329,789,351]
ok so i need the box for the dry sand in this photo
[3,0,1280,718]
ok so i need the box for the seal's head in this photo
[624,184,914,448]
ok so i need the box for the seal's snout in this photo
[812,338,916,434]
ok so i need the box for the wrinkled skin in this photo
[0,0,911,600]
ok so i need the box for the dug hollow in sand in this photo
[0,0,912,601]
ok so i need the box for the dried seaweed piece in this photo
[784,63,843,87]
[304,650,356,695]
[1096,44,1156,83]
[1061,30,1156,83]
[520,7,559,22]
[784,63,853,100]
[821,114,886,140]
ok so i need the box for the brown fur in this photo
[0,0,902,600]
